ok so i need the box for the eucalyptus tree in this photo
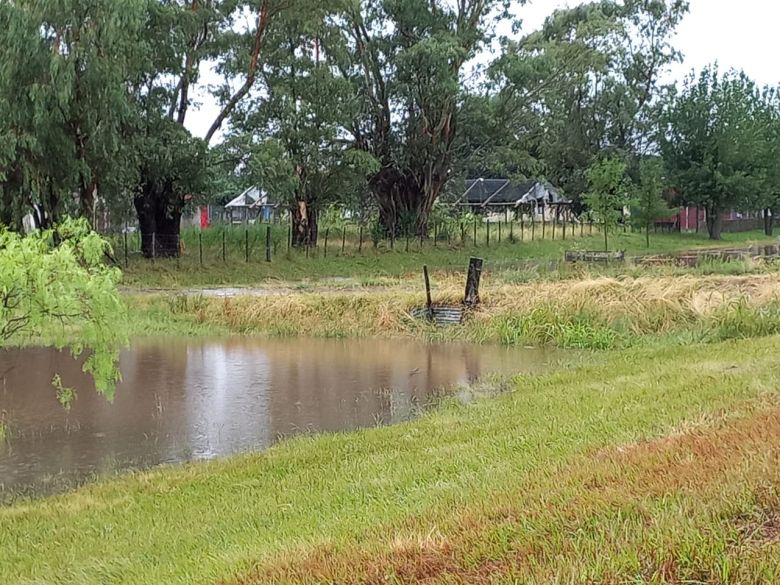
[490,0,688,200]
[661,67,764,240]
[327,0,513,236]
[228,3,378,247]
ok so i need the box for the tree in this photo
[583,157,628,251]
[489,0,688,202]
[0,0,146,228]
[661,67,764,240]
[632,158,674,247]
[233,5,378,247]
[755,87,780,236]
[330,0,513,236]
[0,219,126,404]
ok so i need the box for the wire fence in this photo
[105,216,606,269]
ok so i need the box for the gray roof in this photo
[462,179,568,206]
[225,187,267,208]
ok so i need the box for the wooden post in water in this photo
[423,265,433,321]
[265,226,272,262]
[464,257,483,308]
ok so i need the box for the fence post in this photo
[461,222,466,245]
[509,220,514,242]
[287,225,291,253]
[464,257,483,307]
[486,220,490,248]
[341,228,346,255]
[406,230,410,252]
[199,232,203,266]
[266,226,272,262]
[358,226,363,253]
[222,230,226,263]
[473,219,477,246]
[152,232,156,262]
[245,229,249,263]
[581,219,584,238]
[532,216,536,241]
[423,265,433,321]
[390,222,395,250]
[552,211,557,240]
[563,213,567,241]
[542,213,546,239]
[123,226,129,268]
[498,220,502,243]
[324,228,330,258]
[520,212,524,242]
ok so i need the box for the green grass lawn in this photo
[114,225,779,288]
[3,336,780,584]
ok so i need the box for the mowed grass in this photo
[116,227,778,288]
[3,336,780,584]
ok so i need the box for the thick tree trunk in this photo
[706,208,723,241]
[372,167,442,237]
[290,200,318,247]
[764,208,774,237]
[134,180,182,258]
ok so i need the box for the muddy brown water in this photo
[0,337,563,499]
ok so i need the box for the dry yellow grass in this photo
[156,273,780,345]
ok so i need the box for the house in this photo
[224,187,275,224]
[457,179,571,221]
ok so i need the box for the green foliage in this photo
[583,157,629,251]
[661,67,765,239]
[495,305,619,350]
[0,218,126,398]
[632,158,675,247]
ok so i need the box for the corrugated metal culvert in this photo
[410,305,465,326]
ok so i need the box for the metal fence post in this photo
[265,226,271,262]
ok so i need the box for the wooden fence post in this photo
[266,226,272,262]
[464,257,483,307]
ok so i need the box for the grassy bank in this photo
[117,228,777,288]
[132,272,780,350]
[3,336,780,584]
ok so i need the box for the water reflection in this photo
[0,337,560,498]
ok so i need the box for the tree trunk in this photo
[706,208,723,241]
[372,167,442,237]
[134,180,182,258]
[764,208,774,237]
[290,200,318,247]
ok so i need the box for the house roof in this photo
[462,179,569,206]
[225,187,267,208]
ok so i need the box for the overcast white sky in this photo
[186,0,780,141]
